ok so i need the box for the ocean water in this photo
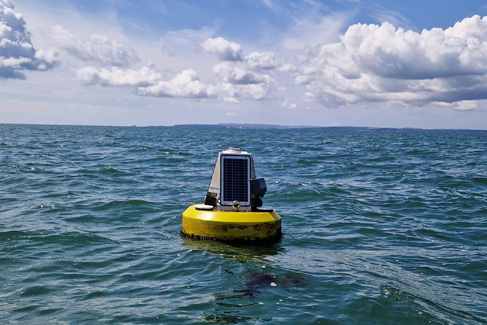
[1,124,486,324]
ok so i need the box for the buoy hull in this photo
[181,204,281,242]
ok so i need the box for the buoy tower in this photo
[181,147,281,242]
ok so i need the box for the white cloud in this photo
[50,25,139,67]
[138,69,208,98]
[291,15,487,107]
[213,62,271,85]
[278,63,297,72]
[76,64,213,99]
[73,33,279,102]
[245,51,277,69]
[281,99,298,109]
[205,81,273,101]
[75,60,276,101]
[76,66,161,87]
[432,100,478,111]
[199,37,280,101]
[236,83,270,100]
[207,82,237,102]
[77,66,211,99]
[34,48,59,70]
[0,0,59,79]
[201,37,243,61]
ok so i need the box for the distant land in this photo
[173,123,487,132]
[1,123,485,132]
[173,123,309,130]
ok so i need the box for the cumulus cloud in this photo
[77,66,161,87]
[51,25,139,67]
[76,64,276,102]
[69,14,487,111]
[289,15,487,108]
[205,82,270,101]
[138,69,208,98]
[0,0,59,79]
[75,34,278,102]
[278,63,297,72]
[281,99,298,109]
[245,51,277,69]
[201,37,243,61]
[77,65,210,98]
[213,62,271,85]
[199,36,279,101]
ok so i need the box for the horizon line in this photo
[1,122,487,132]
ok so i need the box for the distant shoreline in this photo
[1,123,486,132]
[173,123,487,132]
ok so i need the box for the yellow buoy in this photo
[181,204,281,242]
[181,147,282,242]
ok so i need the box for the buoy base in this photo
[181,204,282,242]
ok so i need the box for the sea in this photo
[1,124,486,324]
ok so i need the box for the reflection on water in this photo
[180,237,284,264]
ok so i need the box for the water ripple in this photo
[1,125,486,323]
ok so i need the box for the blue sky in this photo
[1,0,487,128]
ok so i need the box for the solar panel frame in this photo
[220,155,251,206]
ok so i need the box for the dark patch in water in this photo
[243,272,307,297]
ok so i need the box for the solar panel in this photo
[220,155,250,206]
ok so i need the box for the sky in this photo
[1,0,487,129]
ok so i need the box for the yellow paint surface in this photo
[181,204,281,241]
